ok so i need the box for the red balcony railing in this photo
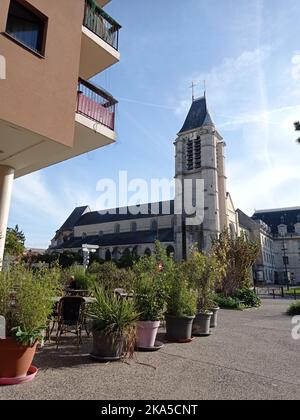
[76,79,117,131]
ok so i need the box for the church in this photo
[49,96,300,285]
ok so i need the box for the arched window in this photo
[166,245,175,258]
[115,224,120,234]
[132,246,139,259]
[144,248,152,257]
[112,247,119,261]
[105,249,112,261]
[131,222,137,232]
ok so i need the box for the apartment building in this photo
[0,0,121,266]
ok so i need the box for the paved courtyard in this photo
[1,299,300,400]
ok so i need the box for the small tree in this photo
[5,225,26,258]
[183,246,219,312]
[212,230,260,296]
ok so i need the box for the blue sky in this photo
[9,0,300,248]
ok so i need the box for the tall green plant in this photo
[87,286,139,357]
[167,267,197,317]
[212,230,260,296]
[0,265,61,346]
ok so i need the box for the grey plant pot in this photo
[165,314,195,342]
[91,331,125,361]
[192,312,213,337]
[210,307,220,329]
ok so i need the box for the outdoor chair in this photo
[56,297,85,350]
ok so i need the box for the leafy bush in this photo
[87,286,139,357]
[212,230,261,296]
[183,249,219,312]
[0,265,61,346]
[167,268,198,317]
[91,262,135,292]
[235,288,261,308]
[63,265,96,290]
[287,302,300,316]
[213,295,243,310]
[133,271,169,321]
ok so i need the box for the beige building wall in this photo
[0,0,84,147]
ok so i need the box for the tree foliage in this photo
[211,230,261,296]
[5,225,26,257]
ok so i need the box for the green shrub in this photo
[167,269,198,317]
[287,301,300,316]
[214,295,242,310]
[133,271,169,321]
[235,288,261,308]
[64,265,96,290]
[0,265,61,346]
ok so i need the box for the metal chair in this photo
[56,297,85,350]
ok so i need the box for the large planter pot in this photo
[193,312,213,337]
[0,338,37,379]
[210,307,220,329]
[91,331,125,361]
[165,314,195,342]
[136,321,160,348]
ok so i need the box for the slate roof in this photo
[252,208,300,235]
[75,201,175,227]
[52,228,174,250]
[237,209,259,230]
[179,96,214,134]
[60,206,90,231]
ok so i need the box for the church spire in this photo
[179,95,214,134]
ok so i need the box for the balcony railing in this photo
[77,78,117,131]
[83,0,121,50]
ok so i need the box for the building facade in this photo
[50,96,300,286]
[0,0,121,266]
[50,96,240,261]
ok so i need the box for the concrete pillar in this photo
[0,166,15,269]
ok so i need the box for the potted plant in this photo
[183,250,218,337]
[165,268,197,342]
[133,272,168,349]
[132,242,173,349]
[87,286,139,361]
[0,265,60,381]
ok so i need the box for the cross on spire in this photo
[190,81,197,102]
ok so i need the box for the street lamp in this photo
[281,237,290,291]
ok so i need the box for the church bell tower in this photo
[174,95,227,259]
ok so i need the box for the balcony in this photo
[76,78,117,131]
[74,78,117,156]
[3,79,117,178]
[80,1,121,79]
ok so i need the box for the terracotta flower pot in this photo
[136,321,160,348]
[0,338,37,379]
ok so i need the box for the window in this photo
[5,0,47,55]
[283,256,289,266]
[99,231,104,237]
[115,224,120,234]
[151,220,158,231]
[131,222,137,232]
